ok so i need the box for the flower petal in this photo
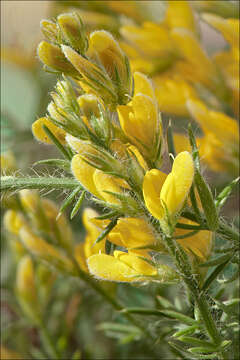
[143,169,167,220]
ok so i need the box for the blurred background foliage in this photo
[1,1,239,359]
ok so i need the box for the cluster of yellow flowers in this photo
[14,7,219,285]
[1,2,239,358]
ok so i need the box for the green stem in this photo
[162,235,224,354]
[0,176,79,192]
[40,322,61,359]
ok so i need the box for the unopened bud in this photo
[57,13,88,54]
[38,41,80,77]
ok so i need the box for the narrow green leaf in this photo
[97,322,140,334]
[199,254,232,267]
[33,159,71,171]
[94,217,118,244]
[70,191,86,219]
[179,336,217,349]
[173,325,200,338]
[188,124,200,170]
[215,177,239,210]
[156,295,174,309]
[121,308,198,325]
[42,124,72,160]
[201,258,232,292]
[194,169,218,230]
[167,119,176,164]
[94,210,120,220]
[188,347,217,355]
[59,186,82,215]
[217,269,239,284]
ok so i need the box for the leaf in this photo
[70,190,86,219]
[94,217,118,244]
[167,119,176,164]
[194,169,218,230]
[121,308,198,325]
[58,186,82,215]
[42,124,72,160]
[34,159,71,172]
[199,254,232,267]
[201,257,232,292]
[188,124,200,170]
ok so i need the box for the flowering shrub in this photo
[1,2,239,359]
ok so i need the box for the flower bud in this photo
[32,117,66,145]
[62,45,118,106]
[57,13,88,54]
[37,41,80,77]
[3,210,26,235]
[40,19,58,43]
[19,226,75,274]
[16,255,39,323]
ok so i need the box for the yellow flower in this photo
[108,217,157,250]
[165,1,198,34]
[187,98,239,148]
[88,250,157,283]
[120,22,176,75]
[171,28,217,90]
[19,226,75,274]
[16,255,40,323]
[0,151,16,175]
[74,208,108,272]
[154,73,198,116]
[3,210,26,235]
[16,255,36,302]
[57,13,88,54]
[37,41,80,77]
[32,117,66,145]
[143,151,194,234]
[88,30,132,103]
[176,220,212,261]
[117,72,160,161]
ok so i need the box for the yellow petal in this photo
[114,251,157,276]
[19,227,74,273]
[165,1,197,34]
[88,253,139,282]
[143,169,167,220]
[133,72,155,99]
[154,75,197,116]
[77,94,100,118]
[127,145,148,172]
[109,217,156,249]
[82,208,106,258]
[32,117,66,145]
[173,133,192,154]
[4,210,26,235]
[187,99,239,145]
[37,41,79,76]
[93,170,129,205]
[16,255,36,297]
[202,13,239,48]
[176,220,213,260]
[118,94,157,150]
[160,151,194,216]
[74,243,89,273]
[66,134,98,155]
[171,28,215,87]
[71,154,102,198]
